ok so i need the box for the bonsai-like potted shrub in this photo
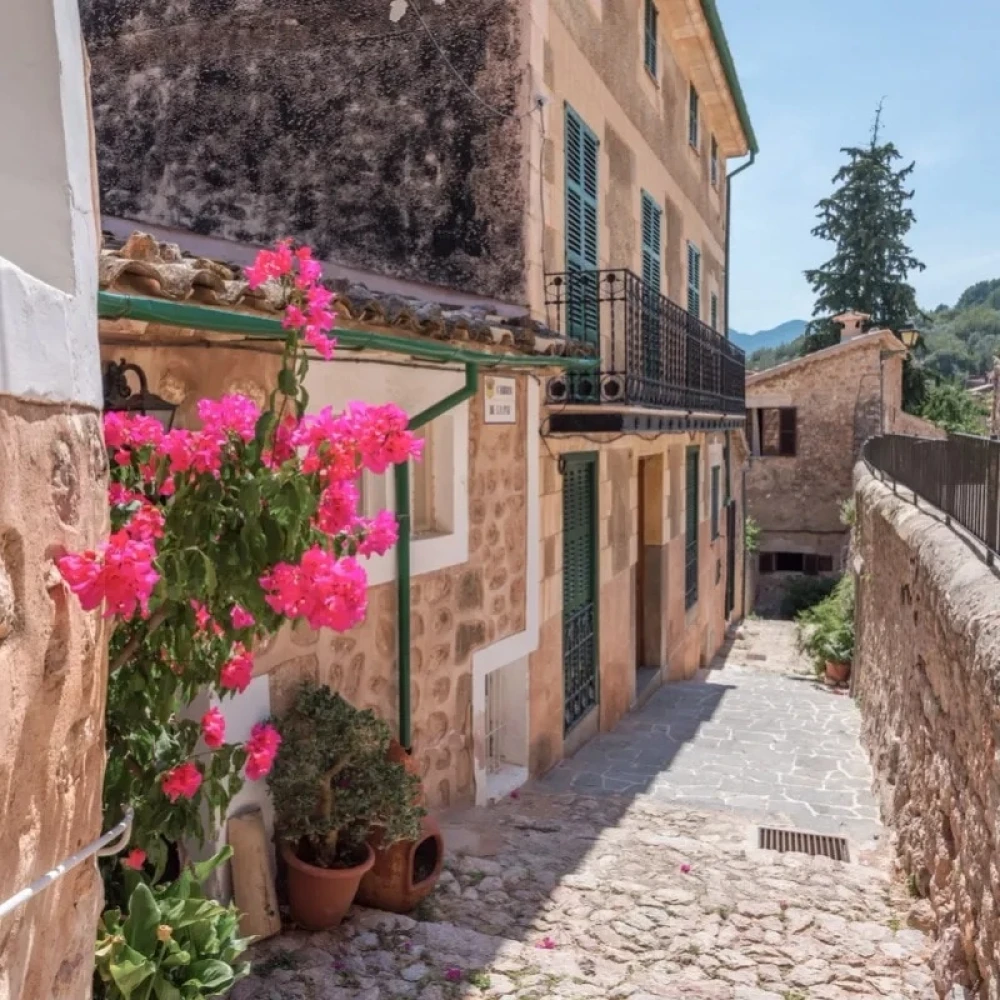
[796,575,855,684]
[268,683,424,929]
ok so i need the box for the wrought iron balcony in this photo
[544,269,745,415]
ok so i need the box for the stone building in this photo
[0,2,108,997]
[84,0,756,795]
[745,312,943,612]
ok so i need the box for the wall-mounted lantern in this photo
[102,359,177,431]
[898,328,921,350]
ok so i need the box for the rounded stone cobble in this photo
[234,791,934,1000]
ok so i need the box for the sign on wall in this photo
[484,376,516,424]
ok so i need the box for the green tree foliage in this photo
[747,336,804,371]
[801,107,925,361]
[916,380,989,435]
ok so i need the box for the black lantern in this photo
[102,359,178,430]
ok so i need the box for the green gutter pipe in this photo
[395,364,480,750]
[98,291,598,372]
[724,151,756,341]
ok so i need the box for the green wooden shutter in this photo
[710,292,718,332]
[688,84,699,147]
[565,106,599,344]
[644,0,658,76]
[685,447,700,608]
[711,465,720,539]
[687,242,701,318]
[640,192,662,295]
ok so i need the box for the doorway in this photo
[635,456,664,702]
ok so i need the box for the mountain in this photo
[728,319,808,354]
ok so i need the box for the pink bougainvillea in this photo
[201,707,226,749]
[220,644,254,693]
[57,532,159,619]
[244,723,282,781]
[123,848,147,870]
[259,548,368,632]
[355,509,399,558]
[161,762,203,802]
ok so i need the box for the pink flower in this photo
[124,503,165,543]
[444,967,463,983]
[197,394,260,444]
[282,304,308,331]
[510,790,520,800]
[536,936,557,950]
[108,483,141,506]
[355,509,399,557]
[104,411,164,452]
[315,480,359,536]
[123,848,146,870]
[190,600,213,633]
[679,863,692,874]
[57,532,159,619]
[201,707,226,749]
[244,242,294,289]
[230,604,255,629]
[260,550,368,632]
[220,644,254,693]
[304,327,336,360]
[244,722,282,780]
[161,762,202,802]
[345,401,424,474]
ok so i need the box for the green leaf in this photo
[189,846,233,886]
[151,975,183,1000]
[123,884,161,956]
[108,945,156,998]
[254,411,276,447]
[278,368,297,397]
[186,959,235,992]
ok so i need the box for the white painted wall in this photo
[0,0,101,407]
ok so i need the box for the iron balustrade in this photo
[545,268,746,414]
[864,433,1000,561]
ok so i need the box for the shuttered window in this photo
[641,192,662,296]
[710,135,719,186]
[757,407,798,457]
[644,0,658,76]
[688,84,700,148]
[711,465,720,539]
[710,292,718,332]
[687,242,701,319]
[685,447,700,609]
[565,105,600,343]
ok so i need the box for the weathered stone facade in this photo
[854,463,1000,997]
[83,0,526,301]
[529,430,741,776]
[0,400,108,1000]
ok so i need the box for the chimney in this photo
[833,311,871,343]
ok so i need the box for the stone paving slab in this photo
[540,621,882,843]
[235,792,933,1000]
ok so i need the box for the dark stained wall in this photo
[83,0,527,300]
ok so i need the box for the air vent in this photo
[758,827,850,862]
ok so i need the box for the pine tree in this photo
[802,106,925,355]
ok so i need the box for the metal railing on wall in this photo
[863,434,1000,562]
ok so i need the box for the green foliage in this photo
[804,107,924,344]
[839,497,856,527]
[268,684,424,868]
[916,380,989,435]
[796,576,855,673]
[747,336,804,372]
[780,575,838,619]
[744,516,761,554]
[94,848,251,1000]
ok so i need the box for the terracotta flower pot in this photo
[825,660,851,685]
[356,814,445,913]
[281,842,375,931]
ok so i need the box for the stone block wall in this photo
[854,463,1000,996]
[0,399,108,1000]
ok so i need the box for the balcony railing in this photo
[544,269,745,414]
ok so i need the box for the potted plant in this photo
[268,683,424,930]
[796,575,855,685]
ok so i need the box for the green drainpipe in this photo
[395,363,479,750]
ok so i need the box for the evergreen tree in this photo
[802,106,925,356]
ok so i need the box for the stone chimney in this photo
[833,311,871,343]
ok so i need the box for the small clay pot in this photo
[281,842,375,931]
[356,814,445,913]
[825,660,851,685]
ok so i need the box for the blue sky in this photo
[719,0,1000,334]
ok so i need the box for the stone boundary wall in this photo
[853,462,1000,996]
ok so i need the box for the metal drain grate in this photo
[758,827,850,862]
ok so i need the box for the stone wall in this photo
[854,463,1000,996]
[529,429,734,776]
[83,0,526,301]
[0,400,108,1000]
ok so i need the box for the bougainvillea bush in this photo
[58,241,420,894]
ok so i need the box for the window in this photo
[759,552,834,576]
[409,425,439,536]
[686,242,701,318]
[710,465,720,539]
[710,135,719,187]
[565,105,600,343]
[755,407,797,457]
[710,291,719,332]
[644,0,658,77]
[685,447,700,609]
[688,84,700,149]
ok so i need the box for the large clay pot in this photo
[281,842,375,931]
[825,660,851,685]
[356,814,445,913]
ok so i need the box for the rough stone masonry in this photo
[854,462,1000,998]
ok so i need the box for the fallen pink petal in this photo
[679,863,692,874]
[444,967,463,982]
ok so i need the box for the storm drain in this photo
[758,826,850,862]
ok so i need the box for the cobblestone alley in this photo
[236,622,936,1000]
